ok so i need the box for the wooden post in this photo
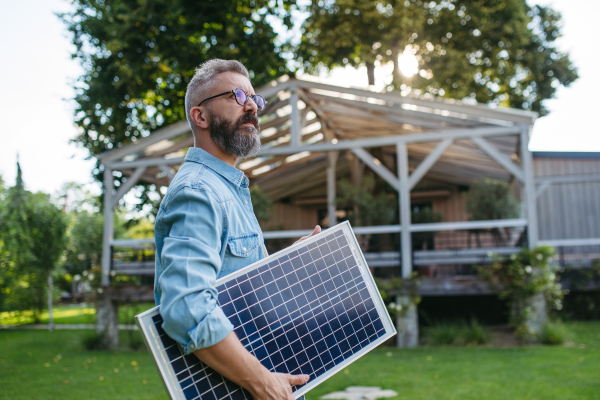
[327,152,339,227]
[397,143,412,278]
[96,291,119,350]
[290,88,301,148]
[395,295,418,348]
[101,167,114,287]
[520,125,538,248]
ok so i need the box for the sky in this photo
[0,0,598,196]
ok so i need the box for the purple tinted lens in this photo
[254,95,265,110]
[234,88,247,105]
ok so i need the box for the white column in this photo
[520,125,538,248]
[397,143,412,278]
[395,295,418,348]
[327,152,339,227]
[101,167,114,287]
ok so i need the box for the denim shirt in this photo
[154,147,265,355]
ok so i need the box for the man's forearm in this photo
[194,331,308,400]
[194,332,269,395]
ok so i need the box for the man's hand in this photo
[252,372,309,400]
[294,225,321,245]
[195,332,309,400]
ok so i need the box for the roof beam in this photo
[258,126,520,156]
[108,157,185,169]
[111,166,146,208]
[98,120,190,163]
[408,139,453,190]
[351,148,399,191]
[159,165,175,180]
[295,79,537,124]
[471,137,524,182]
[307,92,469,128]
[289,88,301,147]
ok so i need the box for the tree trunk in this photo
[366,61,375,86]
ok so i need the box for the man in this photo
[154,59,320,400]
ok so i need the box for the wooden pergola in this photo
[97,75,538,287]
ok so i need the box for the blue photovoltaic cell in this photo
[151,228,387,400]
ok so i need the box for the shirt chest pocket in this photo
[219,232,262,279]
[226,233,260,257]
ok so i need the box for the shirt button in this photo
[244,200,248,204]
[189,343,196,350]
[242,247,247,252]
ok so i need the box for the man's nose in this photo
[244,96,258,113]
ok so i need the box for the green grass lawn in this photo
[1,321,599,400]
[0,303,155,326]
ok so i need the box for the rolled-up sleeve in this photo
[158,186,233,354]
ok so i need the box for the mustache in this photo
[238,112,260,130]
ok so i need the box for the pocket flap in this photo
[227,233,260,257]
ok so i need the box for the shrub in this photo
[425,322,462,345]
[425,319,491,346]
[540,321,570,345]
[478,246,565,343]
[127,330,146,351]
[82,330,107,350]
[463,319,491,345]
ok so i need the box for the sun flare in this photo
[397,51,419,78]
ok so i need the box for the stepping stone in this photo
[320,386,398,400]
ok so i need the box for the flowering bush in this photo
[478,246,565,342]
[376,274,421,319]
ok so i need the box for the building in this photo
[95,76,600,347]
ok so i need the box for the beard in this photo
[209,111,261,159]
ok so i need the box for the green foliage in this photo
[63,211,104,276]
[60,0,296,207]
[250,185,273,223]
[558,261,600,320]
[478,246,565,342]
[463,318,492,345]
[58,184,129,293]
[465,178,519,221]
[124,218,155,239]
[82,330,108,351]
[0,164,68,321]
[425,319,491,346]
[337,175,396,227]
[540,321,570,345]
[411,207,443,250]
[426,321,463,345]
[376,274,421,319]
[465,178,520,246]
[299,0,577,116]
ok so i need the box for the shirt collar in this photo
[185,147,249,188]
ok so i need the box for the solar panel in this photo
[136,221,396,400]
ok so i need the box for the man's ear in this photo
[190,106,210,130]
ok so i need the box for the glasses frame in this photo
[197,88,267,111]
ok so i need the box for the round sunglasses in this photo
[198,88,267,111]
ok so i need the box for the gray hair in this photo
[185,59,250,132]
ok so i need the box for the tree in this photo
[250,185,273,223]
[58,183,129,293]
[465,177,520,246]
[298,0,577,115]
[60,0,297,208]
[0,162,68,320]
[337,174,397,251]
